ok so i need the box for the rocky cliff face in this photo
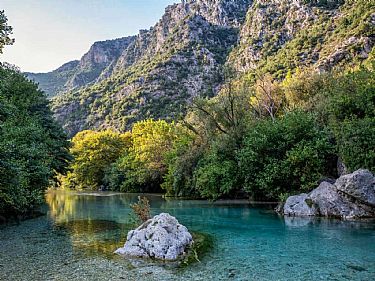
[230,0,316,72]
[27,36,136,97]
[49,0,252,136]
[230,0,374,77]
[27,0,374,137]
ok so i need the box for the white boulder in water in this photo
[115,213,193,260]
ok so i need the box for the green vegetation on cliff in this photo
[60,65,374,201]
[44,0,374,139]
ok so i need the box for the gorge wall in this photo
[26,0,375,137]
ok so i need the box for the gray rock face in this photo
[337,158,348,177]
[283,193,316,217]
[309,181,373,219]
[335,169,375,207]
[115,213,193,261]
[282,169,375,219]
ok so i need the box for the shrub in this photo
[320,67,375,172]
[194,136,241,200]
[130,196,151,223]
[335,117,375,172]
[238,111,336,200]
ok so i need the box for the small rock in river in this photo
[115,213,193,260]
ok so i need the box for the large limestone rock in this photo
[309,181,373,219]
[115,213,193,260]
[283,193,316,217]
[334,169,375,207]
[282,169,375,219]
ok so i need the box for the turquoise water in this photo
[0,190,374,281]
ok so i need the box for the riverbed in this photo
[0,190,374,280]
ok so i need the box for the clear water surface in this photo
[0,190,374,281]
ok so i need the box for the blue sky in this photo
[1,0,177,72]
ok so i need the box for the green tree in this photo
[63,130,131,189]
[194,134,241,200]
[0,10,14,54]
[105,119,182,192]
[238,111,336,200]
[0,65,71,217]
[320,68,375,172]
[162,126,198,197]
[335,118,375,172]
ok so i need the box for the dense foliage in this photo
[0,65,71,217]
[60,66,374,201]
[238,111,336,200]
[107,120,186,192]
[61,130,131,189]
[320,68,375,172]
[62,120,186,192]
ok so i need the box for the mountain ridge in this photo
[26,36,137,97]
[26,0,375,137]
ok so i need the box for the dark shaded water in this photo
[0,190,374,280]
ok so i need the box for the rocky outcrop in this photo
[26,0,373,137]
[316,36,375,73]
[231,0,317,72]
[283,193,317,217]
[115,213,193,261]
[335,169,375,207]
[231,0,374,75]
[281,169,375,219]
[26,36,136,97]
[50,0,250,137]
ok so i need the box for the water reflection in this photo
[45,190,147,223]
[46,191,137,258]
[53,219,130,257]
[1,190,373,280]
[283,216,314,227]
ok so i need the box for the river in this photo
[0,190,374,280]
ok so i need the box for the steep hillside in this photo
[28,0,374,137]
[26,60,79,98]
[26,36,136,97]
[50,0,252,137]
[230,0,374,78]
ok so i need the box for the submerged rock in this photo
[115,213,193,260]
[281,169,375,219]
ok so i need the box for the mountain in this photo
[230,0,374,77]
[27,0,375,137]
[26,36,136,97]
